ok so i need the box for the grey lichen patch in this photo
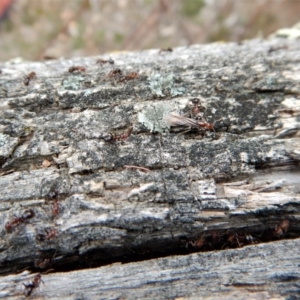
[0,133,19,158]
[137,99,188,133]
[61,74,85,90]
[137,103,172,133]
[148,73,185,97]
[269,21,300,39]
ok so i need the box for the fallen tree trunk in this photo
[0,38,300,298]
[1,238,300,299]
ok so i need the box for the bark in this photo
[0,38,300,298]
[1,238,300,299]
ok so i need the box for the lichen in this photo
[148,73,185,97]
[138,103,172,133]
[62,74,85,90]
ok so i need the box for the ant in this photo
[119,72,138,82]
[104,126,133,142]
[107,68,122,78]
[68,66,86,73]
[23,274,43,297]
[186,237,205,249]
[159,47,173,54]
[274,220,289,237]
[51,198,59,216]
[34,249,57,269]
[5,209,35,232]
[23,72,36,86]
[190,98,201,115]
[34,257,52,269]
[36,228,57,241]
[46,191,59,217]
[96,58,114,66]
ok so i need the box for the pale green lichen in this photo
[138,103,173,133]
[148,73,185,97]
[62,75,85,90]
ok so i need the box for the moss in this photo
[180,0,205,18]
[208,26,230,42]
[95,30,105,44]
[72,23,85,50]
[114,32,124,44]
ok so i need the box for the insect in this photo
[96,58,114,66]
[36,228,57,241]
[104,126,133,142]
[43,55,57,60]
[190,98,201,115]
[46,191,60,216]
[5,209,35,232]
[274,220,289,237]
[268,45,288,53]
[23,274,43,297]
[107,68,122,77]
[186,237,205,249]
[164,112,214,131]
[159,47,173,53]
[119,72,138,82]
[68,66,86,73]
[23,72,36,86]
[51,198,59,216]
[34,257,52,269]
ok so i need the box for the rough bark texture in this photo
[0,39,300,299]
[1,238,300,300]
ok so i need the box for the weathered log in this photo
[1,238,300,299]
[0,38,300,298]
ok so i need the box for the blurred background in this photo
[0,0,299,62]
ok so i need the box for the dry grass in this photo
[0,0,299,61]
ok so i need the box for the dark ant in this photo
[274,220,289,237]
[190,98,201,115]
[159,47,173,53]
[43,55,57,60]
[107,68,122,77]
[5,209,35,232]
[23,274,43,297]
[102,68,123,84]
[35,249,57,269]
[221,232,243,249]
[104,126,133,142]
[23,72,36,86]
[268,45,288,53]
[36,228,57,241]
[119,72,138,82]
[96,58,114,66]
[68,66,86,73]
[46,191,59,217]
[51,198,59,216]
[186,237,205,249]
[34,257,52,269]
